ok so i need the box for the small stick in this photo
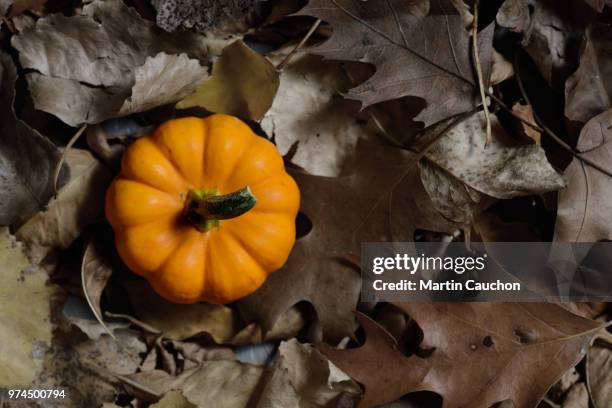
[276,18,322,71]
[513,53,612,179]
[53,124,87,194]
[471,0,491,145]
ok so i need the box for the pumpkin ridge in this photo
[219,131,258,192]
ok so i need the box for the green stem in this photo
[185,186,256,231]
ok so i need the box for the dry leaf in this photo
[151,391,197,408]
[177,40,279,121]
[123,280,240,343]
[239,140,461,342]
[255,339,360,407]
[565,23,612,123]
[512,103,542,144]
[297,0,494,127]
[0,228,56,387]
[0,50,64,228]
[561,383,589,408]
[12,0,208,126]
[587,338,612,408]
[122,361,263,406]
[321,306,602,408]
[120,53,209,115]
[419,159,489,225]
[35,328,146,406]
[81,230,117,338]
[555,109,612,241]
[15,149,112,264]
[262,53,369,176]
[520,0,592,91]
[424,111,565,199]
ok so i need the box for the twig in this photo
[53,124,87,194]
[471,0,491,145]
[513,53,612,179]
[276,18,322,71]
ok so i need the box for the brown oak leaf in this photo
[297,0,494,127]
[321,306,603,408]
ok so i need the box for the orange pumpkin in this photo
[105,114,300,304]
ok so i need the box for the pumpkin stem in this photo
[185,186,256,231]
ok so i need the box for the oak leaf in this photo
[297,0,494,127]
[321,306,603,408]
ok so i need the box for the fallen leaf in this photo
[12,0,208,126]
[255,339,360,407]
[424,111,565,199]
[519,0,593,91]
[297,0,495,127]
[69,317,130,341]
[123,280,240,343]
[321,306,602,408]
[587,337,612,408]
[0,228,56,387]
[122,361,263,406]
[35,327,146,406]
[239,140,461,342]
[262,53,368,176]
[512,103,542,144]
[555,109,612,242]
[561,383,589,408]
[15,149,112,264]
[152,0,256,34]
[419,159,490,225]
[0,50,64,227]
[81,230,118,339]
[120,53,209,115]
[565,23,612,123]
[151,391,197,408]
[177,40,279,121]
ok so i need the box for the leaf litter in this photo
[1,0,612,407]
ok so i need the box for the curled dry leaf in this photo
[121,361,263,406]
[321,306,602,408]
[496,0,531,33]
[512,103,542,144]
[297,0,494,127]
[262,53,368,176]
[587,335,612,408]
[424,112,565,199]
[0,228,56,387]
[239,141,461,342]
[177,40,279,121]
[0,51,64,228]
[555,109,612,242]
[561,383,589,408]
[565,23,612,123]
[122,280,240,343]
[15,149,112,264]
[256,339,360,407]
[81,230,118,339]
[11,0,208,126]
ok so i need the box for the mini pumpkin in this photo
[105,114,300,304]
